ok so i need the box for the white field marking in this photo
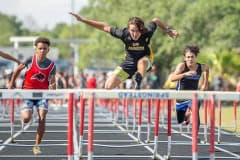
[0,121,32,151]
[97,112,166,160]
[140,110,240,159]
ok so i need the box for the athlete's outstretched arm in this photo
[152,18,179,38]
[8,64,25,89]
[0,50,21,65]
[69,12,111,33]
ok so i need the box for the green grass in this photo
[199,105,240,134]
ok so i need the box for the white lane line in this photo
[0,122,31,151]
[144,113,240,159]
[98,112,165,160]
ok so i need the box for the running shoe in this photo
[134,72,142,90]
[185,119,190,125]
[32,145,41,155]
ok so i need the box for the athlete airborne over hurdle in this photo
[70,12,179,89]
[8,37,56,155]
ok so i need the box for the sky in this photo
[0,0,88,30]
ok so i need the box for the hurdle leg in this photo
[87,94,95,160]
[187,122,190,133]
[192,93,198,160]
[73,100,79,159]
[137,99,143,143]
[146,99,151,143]
[166,99,172,159]
[153,99,160,159]
[209,95,215,160]
[10,99,15,143]
[179,123,183,133]
[114,99,119,124]
[124,99,129,130]
[121,100,125,123]
[21,119,24,132]
[79,95,85,159]
[203,100,208,143]
[233,100,238,135]
[160,100,165,127]
[67,93,74,160]
[217,100,222,144]
[132,99,137,133]
[1,100,6,119]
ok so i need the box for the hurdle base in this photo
[164,155,171,160]
[145,138,151,143]
[10,138,16,143]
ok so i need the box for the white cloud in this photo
[0,0,87,30]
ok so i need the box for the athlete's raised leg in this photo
[105,66,129,89]
[105,76,122,89]
[135,56,151,89]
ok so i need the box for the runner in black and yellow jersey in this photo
[70,12,178,89]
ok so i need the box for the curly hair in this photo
[128,17,147,34]
[183,45,200,56]
[34,37,51,46]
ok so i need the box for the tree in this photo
[0,12,28,46]
[45,0,240,88]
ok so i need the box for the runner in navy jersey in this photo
[70,12,179,89]
[171,45,209,137]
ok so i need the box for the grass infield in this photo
[199,105,240,134]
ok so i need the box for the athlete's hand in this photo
[184,70,196,77]
[167,29,179,38]
[69,12,83,21]
[8,82,14,89]
[200,85,207,91]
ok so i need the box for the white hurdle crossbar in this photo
[0,89,239,160]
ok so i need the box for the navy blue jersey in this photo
[176,62,202,91]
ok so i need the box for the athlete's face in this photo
[184,51,197,66]
[35,42,49,58]
[128,24,141,41]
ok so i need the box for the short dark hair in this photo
[183,45,199,56]
[34,37,51,46]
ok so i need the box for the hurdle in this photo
[79,89,240,160]
[0,89,71,159]
[1,89,240,160]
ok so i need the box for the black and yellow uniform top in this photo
[110,21,157,78]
